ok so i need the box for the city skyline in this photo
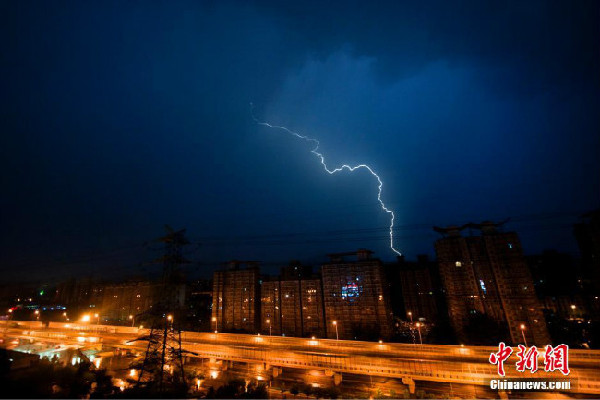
[2,218,597,350]
[2,217,599,398]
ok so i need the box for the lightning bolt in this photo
[251,104,402,256]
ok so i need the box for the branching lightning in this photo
[251,104,402,256]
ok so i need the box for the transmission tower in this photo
[131,225,195,394]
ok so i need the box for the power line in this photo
[3,211,585,276]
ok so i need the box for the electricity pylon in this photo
[131,226,195,394]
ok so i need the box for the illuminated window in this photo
[479,279,487,294]
[508,243,513,249]
[455,261,462,267]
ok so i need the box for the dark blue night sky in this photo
[1,1,599,281]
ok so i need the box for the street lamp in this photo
[332,320,339,341]
[415,322,423,345]
[266,319,272,336]
[212,316,217,333]
[167,314,173,323]
[34,309,40,320]
[129,314,134,327]
[94,313,99,325]
[407,311,413,323]
[520,324,528,347]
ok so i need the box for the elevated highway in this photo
[2,320,599,396]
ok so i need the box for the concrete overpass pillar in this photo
[333,373,342,386]
[401,377,415,394]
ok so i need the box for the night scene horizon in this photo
[1,1,599,399]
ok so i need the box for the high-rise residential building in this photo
[321,249,393,340]
[100,280,163,323]
[390,255,440,323]
[184,279,213,331]
[299,278,325,337]
[53,277,103,310]
[526,250,592,320]
[211,261,260,333]
[260,267,325,337]
[212,251,393,341]
[574,209,600,295]
[260,278,283,335]
[434,221,551,346]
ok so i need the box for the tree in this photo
[90,369,117,398]
[300,384,314,397]
[290,384,299,398]
[243,381,268,399]
[0,358,115,399]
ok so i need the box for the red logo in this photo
[515,345,539,373]
[489,342,513,376]
[489,343,570,376]
[544,344,570,376]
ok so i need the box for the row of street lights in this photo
[211,315,417,344]
[20,309,179,330]
[212,316,341,340]
[31,310,101,324]
[115,309,532,348]
[263,318,339,340]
